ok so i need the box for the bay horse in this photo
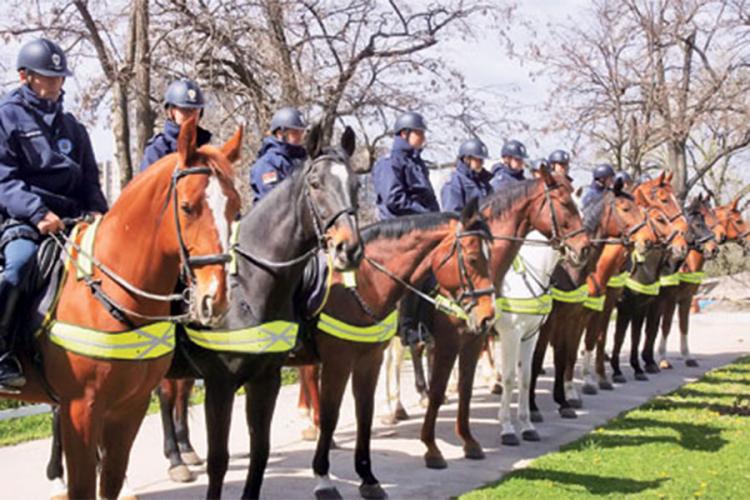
[419,168,592,469]
[299,199,496,499]
[165,125,363,500]
[639,196,718,374]
[657,196,750,368]
[9,116,242,499]
[510,185,655,434]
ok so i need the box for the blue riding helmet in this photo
[164,79,206,109]
[548,149,570,165]
[615,171,633,185]
[270,107,307,133]
[593,163,615,180]
[457,138,489,159]
[393,112,428,135]
[16,38,72,77]
[501,139,528,160]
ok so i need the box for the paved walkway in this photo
[0,311,747,499]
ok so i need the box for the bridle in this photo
[540,182,586,252]
[589,196,648,247]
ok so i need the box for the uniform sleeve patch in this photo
[261,171,278,185]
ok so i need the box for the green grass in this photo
[464,356,750,499]
[0,367,300,447]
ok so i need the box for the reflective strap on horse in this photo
[434,294,470,321]
[512,255,525,273]
[625,277,661,295]
[551,285,589,303]
[496,294,552,315]
[317,309,399,343]
[607,271,630,288]
[75,216,102,280]
[583,294,606,312]
[185,321,299,353]
[659,273,680,287]
[228,220,241,275]
[46,321,175,360]
[678,271,706,284]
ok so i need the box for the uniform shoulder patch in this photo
[261,171,278,185]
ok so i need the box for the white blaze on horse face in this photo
[331,162,350,193]
[206,176,230,255]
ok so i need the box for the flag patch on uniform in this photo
[261,171,278,185]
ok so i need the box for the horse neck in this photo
[682,248,704,273]
[591,244,627,292]
[341,225,453,318]
[227,174,314,326]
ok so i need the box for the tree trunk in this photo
[112,81,133,188]
[667,140,688,202]
[133,0,153,164]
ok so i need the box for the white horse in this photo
[494,232,560,445]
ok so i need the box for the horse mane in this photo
[361,212,460,244]
[582,193,607,234]
[481,179,539,218]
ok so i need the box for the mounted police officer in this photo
[581,163,615,208]
[250,107,308,203]
[614,171,634,193]
[441,137,493,212]
[548,149,571,177]
[372,112,439,347]
[140,79,212,171]
[372,111,439,220]
[0,38,108,388]
[491,139,528,190]
[529,158,549,179]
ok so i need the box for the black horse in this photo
[46,124,365,500]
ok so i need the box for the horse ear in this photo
[697,192,703,203]
[177,115,198,165]
[613,176,624,195]
[657,171,666,186]
[731,195,741,211]
[539,162,554,187]
[575,186,583,198]
[341,126,356,158]
[306,122,323,159]
[460,197,480,226]
[666,171,674,183]
[220,125,243,164]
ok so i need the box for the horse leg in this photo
[529,315,551,423]
[551,321,576,419]
[157,380,194,482]
[98,396,150,499]
[658,293,678,369]
[411,343,430,407]
[351,348,387,499]
[312,352,351,499]
[204,378,236,500]
[498,324,520,446]
[299,365,321,441]
[47,406,67,499]
[490,333,503,395]
[456,333,485,459]
[610,299,630,383]
[241,369,282,500]
[387,337,408,422]
[59,399,100,499]
[175,378,203,466]
[518,329,541,441]
[581,315,599,395]
[629,303,648,380]
[420,321,459,469]
[678,293,698,366]
[564,316,585,408]
[642,298,662,373]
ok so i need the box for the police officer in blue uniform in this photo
[372,111,439,220]
[249,107,308,203]
[140,79,212,171]
[441,137,493,212]
[581,163,615,208]
[529,158,549,179]
[548,149,571,177]
[0,39,108,387]
[614,171,634,192]
[491,139,528,190]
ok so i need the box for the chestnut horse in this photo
[656,195,749,369]
[419,169,592,470]
[10,117,242,499]
[297,199,496,499]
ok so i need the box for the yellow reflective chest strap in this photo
[185,321,299,353]
[678,271,706,284]
[625,277,660,295]
[496,294,552,315]
[317,309,399,343]
[47,321,176,360]
[551,285,589,304]
[229,221,241,275]
[607,271,630,288]
[659,273,680,287]
[583,294,606,312]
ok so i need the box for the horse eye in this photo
[181,202,193,215]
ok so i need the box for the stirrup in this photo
[0,352,26,392]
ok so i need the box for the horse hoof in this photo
[559,408,577,419]
[359,482,388,499]
[634,372,649,381]
[686,359,699,367]
[612,373,627,384]
[380,414,398,426]
[419,397,430,409]
[424,453,448,469]
[659,359,674,370]
[522,429,540,442]
[464,443,485,459]
[491,382,503,395]
[180,450,204,466]
[568,398,583,409]
[302,425,319,441]
[501,433,520,446]
[167,464,196,483]
[394,407,410,421]
[599,380,614,391]
[539,367,547,375]
[49,477,67,500]
[530,411,544,423]
[315,487,343,500]
[645,364,660,374]
[582,384,598,395]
